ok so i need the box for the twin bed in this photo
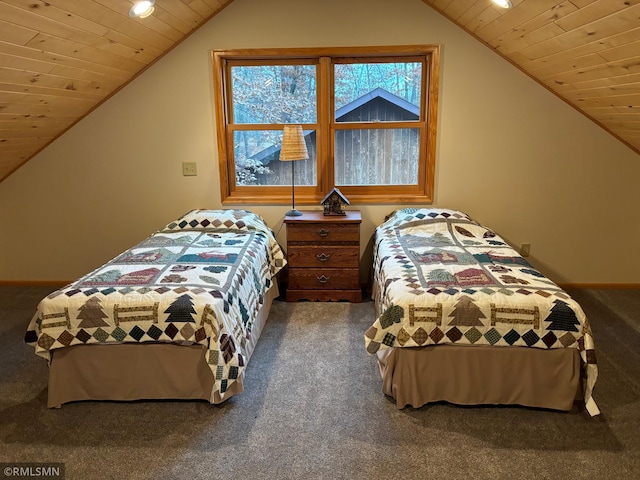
[25,209,285,408]
[25,207,598,415]
[365,208,599,416]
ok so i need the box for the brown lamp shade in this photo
[279,125,309,161]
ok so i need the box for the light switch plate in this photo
[182,162,197,176]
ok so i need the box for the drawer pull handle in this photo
[318,228,330,237]
[316,253,331,262]
[317,275,330,284]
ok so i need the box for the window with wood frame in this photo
[212,46,440,205]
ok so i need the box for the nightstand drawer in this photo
[286,223,359,243]
[287,246,359,268]
[288,268,360,290]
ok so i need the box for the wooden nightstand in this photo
[285,210,362,302]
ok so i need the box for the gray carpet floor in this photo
[1,286,639,479]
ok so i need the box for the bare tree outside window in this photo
[212,46,439,204]
[231,65,316,187]
[335,62,422,186]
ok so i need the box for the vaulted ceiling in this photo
[0,0,638,182]
[422,0,640,155]
[0,0,234,182]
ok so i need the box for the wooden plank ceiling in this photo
[422,0,640,155]
[0,0,233,181]
[0,0,639,183]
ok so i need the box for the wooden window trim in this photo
[212,45,440,205]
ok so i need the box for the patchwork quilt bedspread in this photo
[25,209,285,402]
[364,208,598,415]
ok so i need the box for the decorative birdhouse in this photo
[321,187,350,215]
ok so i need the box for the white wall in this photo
[1,0,639,284]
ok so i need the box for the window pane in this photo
[334,128,419,186]
[234,130,317,186]
[334,62,422,122]
[231,65,317,124]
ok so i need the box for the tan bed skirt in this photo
[47,283,279,408]
[376,344,582,411]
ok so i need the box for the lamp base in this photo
[285,208,303,217]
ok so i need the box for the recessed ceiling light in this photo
[129,0,155,19]
[492,0,513,8]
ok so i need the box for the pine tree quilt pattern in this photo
[364,208,598,415]
[25,209,285,403]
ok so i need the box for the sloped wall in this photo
[1,0,638,284]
